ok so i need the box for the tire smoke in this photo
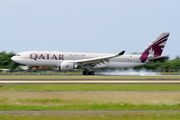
[97,69,161,76]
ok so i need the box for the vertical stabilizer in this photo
[137,32,170,63]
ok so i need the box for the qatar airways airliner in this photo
[11,33,170,75]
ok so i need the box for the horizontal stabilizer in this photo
[148,55,168,62]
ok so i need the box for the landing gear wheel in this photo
[83,71,86,75]
[82,70,95,75]
[27,69,31,72]
[90,71,95,75]
[85,71,89,75]
[83,71,90,75]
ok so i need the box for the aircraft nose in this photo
[11,56,15,61]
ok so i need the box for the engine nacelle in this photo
[60,61,78,71]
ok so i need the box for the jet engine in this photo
[60,61,78,71]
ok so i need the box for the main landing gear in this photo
[82,70,95,75]
[27,65,31,72]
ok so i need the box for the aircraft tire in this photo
[85,71,89,75]
[83,71,86,75]
[90,71,95,75]
[83,71,90,75]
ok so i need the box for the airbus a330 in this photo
[11,32,170,75]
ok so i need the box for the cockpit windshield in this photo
[16,54,20,56]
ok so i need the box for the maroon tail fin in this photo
[137,33,170,63]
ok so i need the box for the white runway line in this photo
[1,81,180,84]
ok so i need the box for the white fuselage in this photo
[11,51,148,69]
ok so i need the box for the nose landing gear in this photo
[27,65,31,72]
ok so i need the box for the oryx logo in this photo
[140,34,169,63]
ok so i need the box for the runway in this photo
[1,80,180,84]
[0,77,180,80]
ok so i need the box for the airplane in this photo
[11,32,170,75]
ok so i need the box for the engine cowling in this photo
[60,61,78,71]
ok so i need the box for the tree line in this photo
[132,56,180,71]
[0,51,180,71]
[0,51,19,71]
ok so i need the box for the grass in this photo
[0,76,180,111]
[1,113,180,120]
[1,103,180,111]
[0,84,180,110]
[0,84,180,91]
[0,91,180,110]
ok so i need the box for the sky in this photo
[0,0,179,60]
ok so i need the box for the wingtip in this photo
[118,51,125,55]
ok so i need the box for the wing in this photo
[75,51,125,67]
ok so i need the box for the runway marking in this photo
[1,81,180,84]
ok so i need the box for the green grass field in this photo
[0,75,180,119]
[0,84,180,110]
[1,84,180,91]
[1,113,180,120]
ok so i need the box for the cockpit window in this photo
[16,54,20,56]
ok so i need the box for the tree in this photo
[0,52,19,70]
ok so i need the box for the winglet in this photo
[118,51,125,55]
